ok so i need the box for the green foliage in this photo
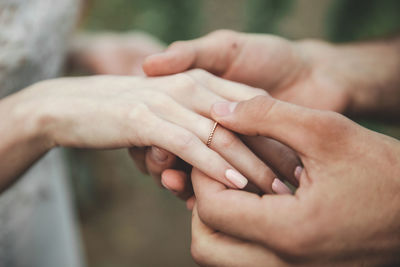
[84,0,202,43]
[245,0,293,34]
[327,0,400,42]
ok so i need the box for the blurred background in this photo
[67,0,400,266]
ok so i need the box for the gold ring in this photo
[207,122,218,147]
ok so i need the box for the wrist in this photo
[297,37,400,118]
[9,81,58,151]
[331,40,400,118]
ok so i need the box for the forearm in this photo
[0,86,53,191]
[299,36,400,120]
[336,36,400,119]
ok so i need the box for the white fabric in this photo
[0,1,84,266]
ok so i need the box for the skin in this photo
[190,95,400,266]
[0,71,281,192]
[141,30,400,265]
[69,33,302,196]
[143,30,400,118]
[138,29,400,204]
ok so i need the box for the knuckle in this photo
[166,73,198,95]
[149,91,172,110]
[308,110,354,148]
[190,238,209,266]
[215,129,239,150]
[248,95,276,121]
[127,103,150,122]
[171,130,196,152]
[275,206,321,261]
[196,198,220,230]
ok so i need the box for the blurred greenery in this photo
[245,0,293,34]
[328,0,400,42]
[84,0,202,43]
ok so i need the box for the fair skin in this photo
[69,33,302,198]
[191,95,400,266]
[0,71,288,192]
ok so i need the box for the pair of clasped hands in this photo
[124,31,400,266]
[42,30,400,266]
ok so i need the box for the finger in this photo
[143,30,242,77]
[151,94,276,193]
[143,73,225,118]
[272,178,292,194]
[191,205,288,267]
[128,147,148,174]
[192,168,300,251]
[159,73,301,187]
[148,116,247,189]
[240,135,301,187]
[155,71,266,117]
[161,169,193,200]
[211,95,346,156]
[145,146,177,187]
[186,69,268,102]
[186,196,195,210]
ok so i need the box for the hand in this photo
[128,70,302,202]
[69,31,164,75]
[190,95,400,266]
[142,30,350,112]
[190,203,290,267]
[143,30,400,118]
[8,71,280,191]
[139,135,303,207]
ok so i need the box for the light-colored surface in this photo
[0,0,83,266]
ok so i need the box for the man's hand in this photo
[143,30,400,118]
[190,95,400,266]
[127,70,302,203]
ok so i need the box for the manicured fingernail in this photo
[213,102,238,116]
[272,178,292,194]
[151,147,168,162]
[294,166,303,181]
[225,169,248,189]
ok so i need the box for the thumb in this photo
[143,30,242,77]
[143,41,196,76]
[211,95,333,155]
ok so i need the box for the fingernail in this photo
[161,177,178,193]
[151,147,168,162]
[213,102,238,116]
[225,169,248,189]
[272,178,292,194]
[294,166,303,181]
[161,178,170,190]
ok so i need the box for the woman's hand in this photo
[127,70,302,202]
[189,95,400,266]
[0,71,282,192]
[143,30,400,118]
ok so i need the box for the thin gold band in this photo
[206,122,218,147]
